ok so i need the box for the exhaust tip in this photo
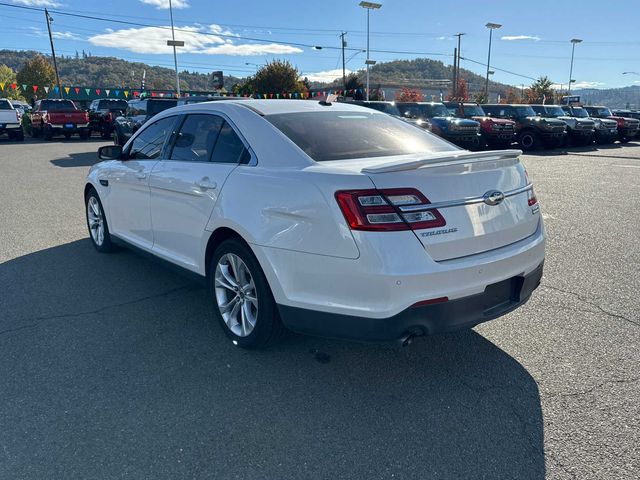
[399,328,426,347]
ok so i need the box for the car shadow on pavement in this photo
[0,239,545,479]
[50,150,105,168]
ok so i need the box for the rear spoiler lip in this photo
[361,149,523,174]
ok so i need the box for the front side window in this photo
[266,110,456,162]
[463,105,485,116]
[128,116,177,160]
[168,114,223,162]
[514,106,537,117]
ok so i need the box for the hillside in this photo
[0,49,241,91]
[574,85,640,109]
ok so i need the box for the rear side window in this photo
[0,100,12,110]
[211,121,248,164]
[147,100,177,115]
[266,110,455,162]
[128,116,176,160]
[98,100,127,110]
[168,114,224,162]
[41,100,77,111]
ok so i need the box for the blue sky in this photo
[1,0,640,89]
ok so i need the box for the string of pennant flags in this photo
[0,82,374,100]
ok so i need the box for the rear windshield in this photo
[265,110,456,162]
[147,100,177,115]
[98,100,127,110]
[41,100,77,111]
[0,99,12,110]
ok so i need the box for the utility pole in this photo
[44,9,62,99]
[453,33,465,99]
[452,47,457,99]
[340,32,347,92]
[168,0,181,96]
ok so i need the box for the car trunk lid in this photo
[341,150,540,261]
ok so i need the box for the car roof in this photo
[168,99,382,116]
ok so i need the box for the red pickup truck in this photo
[31,99,91,140]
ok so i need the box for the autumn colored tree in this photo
[16,55,55,102]
[501,88,520,104]
[0,64,23,100]
[526,76,554,104]
[447,78,469,101]
[395,87,423,102]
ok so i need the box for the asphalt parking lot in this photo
[0,137,638,479]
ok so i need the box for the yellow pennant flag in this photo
[64,87,70,95]
[0,82,4,91]
[123,90,129,98]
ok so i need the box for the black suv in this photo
[531,104,596,146]
[88,99,128,139]
[113,98,177,145]
[561,105,618,144]
[346,100,426,128]
[481,104,567,150]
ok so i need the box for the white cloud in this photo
[501,35,541,41]
[11,0,59,6]
[138,0,190,9]
[302,69,351,83]
[572,81,606,89]
[88,24,302,56]
[27,26,82,41]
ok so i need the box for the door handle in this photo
[135,171,147,180]
[196,178,217,190]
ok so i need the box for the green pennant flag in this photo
[21,84,27,91]
[85,89,91,95]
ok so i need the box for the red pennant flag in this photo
[11,83,17,90]
[151,92,156,97]
[96,89,101,95]
[33,85,38,93]
[74,87,80,94]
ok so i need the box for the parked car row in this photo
[342,100,639,151]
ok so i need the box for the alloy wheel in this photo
[214,253,259,337]
[87,196,105,246]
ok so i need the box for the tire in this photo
[79,130,90,140]
[619,137,630,144]
[113,131,123,146]
[518,131,540,151]
[209,238,284,349]
[85,188,114,253]
[14,130,24,142]
[31,125,41,138]
[101,128,111,140]
[64,133,71,139]
[43,125,53,141]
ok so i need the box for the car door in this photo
[107,115,178,250]
[149,113,249,272]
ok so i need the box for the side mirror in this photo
[98,145,123,160]
[403,111,412,118]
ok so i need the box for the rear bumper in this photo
[0,123,21,133]
[279,262,544,342]
[50,123,90,134]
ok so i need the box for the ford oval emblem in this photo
[483,190,505,206]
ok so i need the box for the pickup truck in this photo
[0,98,24,141]
[444,101,516,148]
[88,99,128,139]
[113,98,177,146]
[395,102,482,149]
[584,106,640,143]
[531,104,595,146]
[481,104,567,150]
[561,105,617,144]
[30,99,90,140]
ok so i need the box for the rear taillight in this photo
[524,169,538,206]
[335,188,446,232]
[105,112,113,122]
[85,112,90,122]
[15,111,20,122]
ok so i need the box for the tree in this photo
[252,60,308,95]
[344,73,364,99]
[527,76,554,104]
[501,88,520,104]
[16,55,55,101]
[395,87,423,102]
[447,78,469,101]
[0,64,23,100]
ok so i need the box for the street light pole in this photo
[168,0,180,96]
[340,32,347,92]
[359,2,381,101]
[484,23,501,101]
[568,38,582,95]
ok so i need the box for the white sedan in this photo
[86,99,545,348]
